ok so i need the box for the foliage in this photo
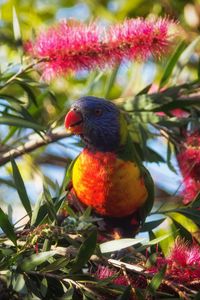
[0,0,200,299]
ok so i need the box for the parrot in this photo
[64,96,154,237]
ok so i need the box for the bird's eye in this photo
[94,108,102,116]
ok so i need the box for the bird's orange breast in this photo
[72,149,148,217]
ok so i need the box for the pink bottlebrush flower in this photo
[178,131,200,179]
[182,177,200,205]
[166,238,200,283]
[170,108,190,118]
[24,18,176,81]
[156,108,189,118]
[168,238,200,266]
[147,238,200,284]
[177,131,200,204]
[96,265,128,286]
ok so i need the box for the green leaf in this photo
[148,265,166,295]
[30,195,43,226]
[140,218,165,232]
[82,206,92,218]
[194,291,200,300]
[100,238,145,253]
[104,64,119,98]
[41,257,69,272]
[11,159,32,218]
[117,286,131,300]
[40,277,48,297]
[136,84,152,96]
[159,41,187,88]
[43,185,57,223]
[71,230,97,273]
[20,251,56,272]
[12,274,26,293]
[0,115,44,130]
[12,7,22,43]
[174,208,200,226]
[178,36,200,68]
[138,232,173,252]
[0,207,17,246]
[198,58,200,80]
[15,80,38,107]
[62,287,75,300]
[167,212,199,234]
[190,192,200,208]
[166,140,177,174]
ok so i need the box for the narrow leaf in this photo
[166,140,177,174]
[20,251,56,272]
[0,207,17,246]
[11,159,32,218]
[140,218,165,232]
[167,212,199,234]
[159,41,187,88]
[100,238,145,253]
[137,233,173,252]
[117,286,131,300]
[41,257,69,272]
[148,265,166,295]
[190,192,200,208]
[12,7,22,43]
[31,195,43,226]
[71,230,97,273]
[0,116,44,130]
[104,65,119,98]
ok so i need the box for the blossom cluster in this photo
[96,239,200,292]
[24,18,176,81]
[149,238,200,284]
[177,131,200,204]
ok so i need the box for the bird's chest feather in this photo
[72,149,148,217]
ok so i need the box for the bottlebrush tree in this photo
[0,5,200,300]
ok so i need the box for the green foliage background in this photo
[0,0,200,299]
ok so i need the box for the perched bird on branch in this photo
[64,96,154,237]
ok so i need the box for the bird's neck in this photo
[81,112,129,153]
[81,134,120,152]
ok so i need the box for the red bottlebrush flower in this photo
[25,18,176,81]
[168,238,200,267]
[178,132,200,179]
[147,238,200,284]
[170,108,189,118]
[182,177,200,205]
[96,265,128,286]
[166,238,200,283]
[177,131,200,204]
[156,108,189,118]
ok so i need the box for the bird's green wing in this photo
[138,165,154,226]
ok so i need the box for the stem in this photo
[0,59,44,90]
[0,128,71,166]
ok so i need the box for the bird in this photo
[64,96,154,238]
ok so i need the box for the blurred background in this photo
[0,0,199,223]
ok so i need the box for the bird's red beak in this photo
[64,109,83,134]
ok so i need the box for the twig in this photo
[0,59,45,90]
[163,279,191,300]
[121,265,136,298]
[0,128,71,166]
[108,258,145,274]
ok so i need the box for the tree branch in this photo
[0,128,71,166]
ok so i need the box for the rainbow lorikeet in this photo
[64,96,154,237]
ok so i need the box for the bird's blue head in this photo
[65,96,127,152]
